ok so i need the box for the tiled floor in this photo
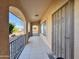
[19,36,51,59]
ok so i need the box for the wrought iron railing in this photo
[10,35,26,59]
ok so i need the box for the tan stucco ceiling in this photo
[20,0,52,22]
[9,0,53,22]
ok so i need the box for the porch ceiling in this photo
[20,0,52,22]
[9,0,53,22]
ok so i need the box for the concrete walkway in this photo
[19,36,51,59]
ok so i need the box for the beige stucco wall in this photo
[74,0,79,59]
[40,0,68,50]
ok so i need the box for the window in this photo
[41,21,47,36]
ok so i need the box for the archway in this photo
[32,25,39,36]
[9,6,26,34]
[9,6,26,59]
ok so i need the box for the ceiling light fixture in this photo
[35,14,39,17]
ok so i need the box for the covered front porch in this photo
[19,36,51,59]
[1,0,79,59]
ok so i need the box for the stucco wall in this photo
[40,0,68,50]
[74,0,79,59]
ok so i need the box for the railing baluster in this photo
[10,35,26,59]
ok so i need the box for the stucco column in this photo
[30,23,33,36]
[0,0,9,59]
[25,21,29,43]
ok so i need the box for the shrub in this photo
[9,23,15,34]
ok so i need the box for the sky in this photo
[9,12,24,29]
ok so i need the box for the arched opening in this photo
[9,6,26,34]
[9,6,26,59]
[32,25,39,36]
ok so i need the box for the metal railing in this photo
[10,35,26,59]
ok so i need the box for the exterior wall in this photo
[40,0,68,50]
[0,0,9,59]
[74,0,79,59]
